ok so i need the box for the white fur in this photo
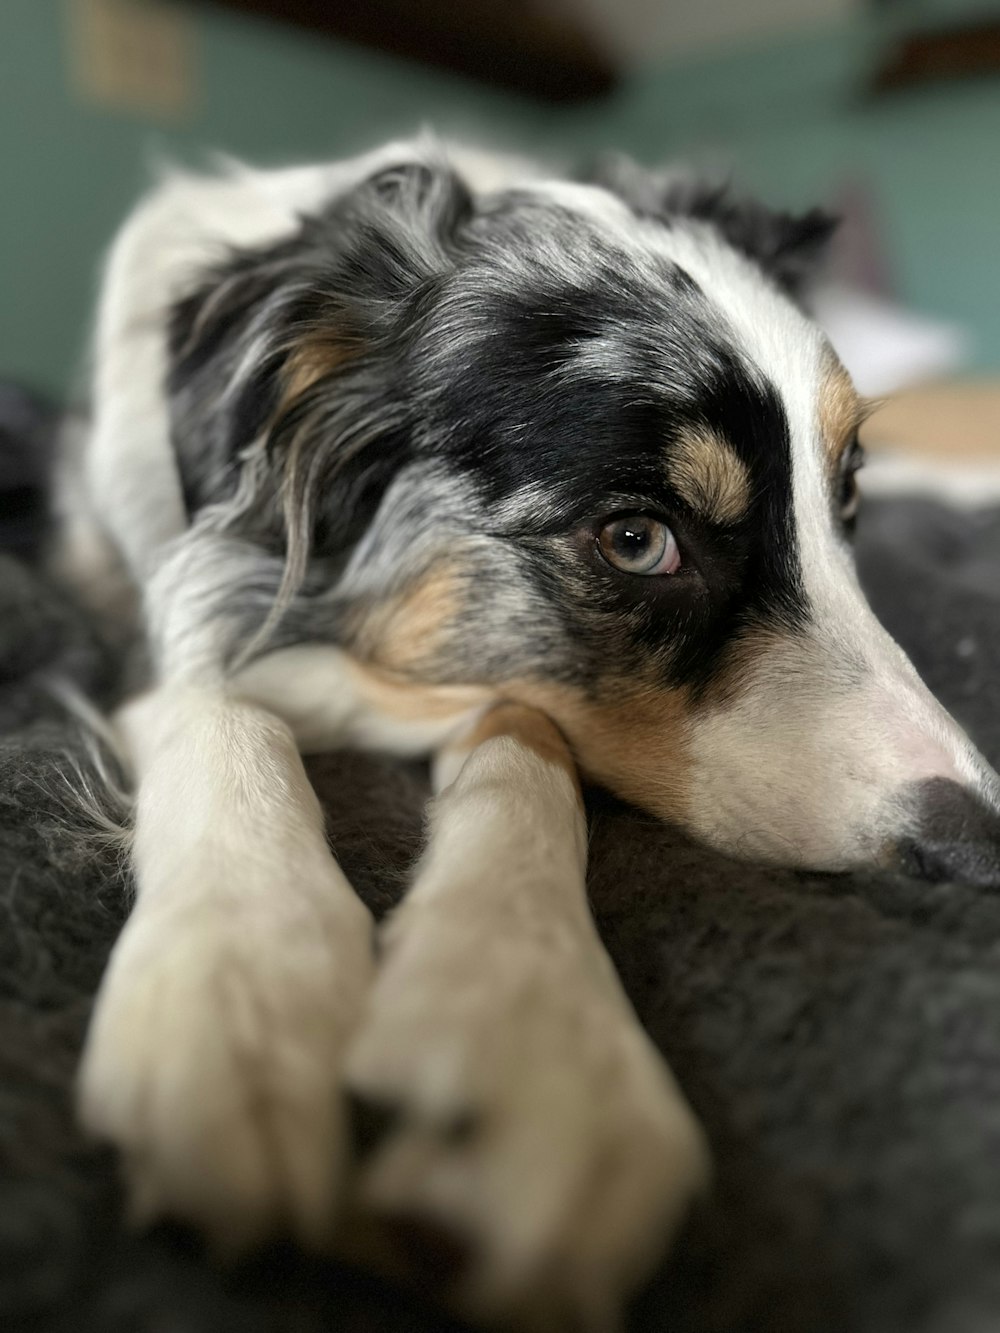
[234,643,486,755]
[685,628,999,866]
[79,656,706,1322]
[79,684,374,1249]
[347,728,709,1325]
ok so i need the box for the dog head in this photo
[171,145,1000,882]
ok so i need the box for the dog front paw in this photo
[343,913,709,1329]
[79,887,373,1252]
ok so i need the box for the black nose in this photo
[896,778,1000,887]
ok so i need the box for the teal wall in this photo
[3,3,1000,396]
[0,1,557,397]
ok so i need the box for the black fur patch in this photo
[585,153,837,302]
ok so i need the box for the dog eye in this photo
[840,438,865,523]
[596,515,681,575]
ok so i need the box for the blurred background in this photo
[3,0,1000,446]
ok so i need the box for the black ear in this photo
[362,157,472,232]
[168,156,472,384]
[586,153,837,302]
[322,156,473,307]
[165,156,472,504]
[661,178,838,302]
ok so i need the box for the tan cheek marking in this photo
[454,701,580,789]
[508,626,803,822]
[668,429,751,525]
[503,679,695,825]
[351,563,464,676]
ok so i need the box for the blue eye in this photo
[597,516,681,576]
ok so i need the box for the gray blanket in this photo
[3,495,1000,1333]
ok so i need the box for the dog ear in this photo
[168,156,471,387]
[163,156,475,643]
[333,157,473,304]
[165,157,472,512]
[586,153,837,302]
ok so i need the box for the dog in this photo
[56,136,1000,1328]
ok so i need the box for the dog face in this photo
[169,150,1000,880]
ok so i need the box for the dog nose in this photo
[894,778,1000,887]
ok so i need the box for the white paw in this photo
[344,905,710,1329]
[79,883,373,1252]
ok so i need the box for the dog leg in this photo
[78,683,374,1251]
[345,703,710,1329]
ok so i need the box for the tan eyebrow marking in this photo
[819,355,877,472]
[667,428,752,525]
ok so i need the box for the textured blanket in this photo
[3,493,1000,1333]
